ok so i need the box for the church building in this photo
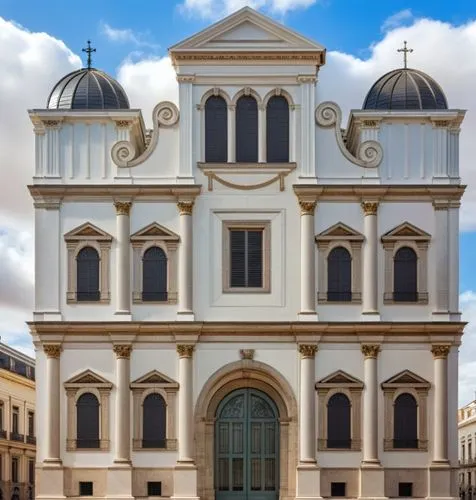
[28,7,465,500]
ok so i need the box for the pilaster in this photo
[227,104,236,163]
[298,75,317,181]
[178,75,195,182]
[113,344,132,465]
[177,201,194,320]
[361,201,380,320]
[258,104,266,163]
[114,201,132,318]
[432,201,450,319]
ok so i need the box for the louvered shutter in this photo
[247,230,263,288]
[76,393,100,448]
[230,231,246,287]
[266,96,289,162]
[327,393,351,449]
[143,394,166,448]
[394,247,417,301]
[142,247,167,301]
[205,96,228,162]
[76,247,100,301]
[327,247,351,301]
[236,96,258,162]
[393,393,418,448]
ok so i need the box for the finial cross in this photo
[397,40,413,69]
[82,40,96,70]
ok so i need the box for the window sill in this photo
[383,292,428,305]
[318,439,361,451]
[133,438,177,451]
[384,439,428,452]
[223,288,270,294]
[318,292,361,304]
[198,161,296,170]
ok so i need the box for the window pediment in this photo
[381,370,430,390]
[131,370,179,390]
[315,222,364,244]
[64,369,113,389]
[381,222,431,242]
[64,222,113,242]
[130,222,180,243]
[316,370,364,391]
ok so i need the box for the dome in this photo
[47,68,130,110]
[363,68,448,111]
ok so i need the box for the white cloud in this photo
[381,9,414,32]
[179,0,316,19]
[100,22,160,50]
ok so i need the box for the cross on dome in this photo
[397,41,413,69]
[82,40,96,70]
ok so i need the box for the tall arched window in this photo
[236,95,258,162]
[205,95,227,162]
[394,393,418,449]
[327,246,352,302]
[327,393,351,448]
[394,247,417,302]
[76,393,100,448]
[266,96,289,162]
[142,393,166,448]
[76,246,100,301]
[142,247,167,302]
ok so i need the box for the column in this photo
[43,344,62,464]
[178,75,194,179]
[298,76,316,179]
[299,200,317,320]
[227,105,236,163]
[113,345,132,464]
[432,345,450,464]
[177,345,194,463]
[258,105,266,163]
[433,201,450,317]
[448,201,460,316]
[361,345,380,465]
[361,201,379,317]
[177,201,194,318]
[298,345,317,463]
[114,201,132,315]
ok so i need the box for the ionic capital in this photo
[299,200,316,216]
[361,201,379,216]
[177,344,195,358]
[299,344,318,358]
[113,344,133,359]
[43,344,62,358]
[431,345,451,359]
[177,201,194,216]
[114,201,132,216]
[361,344,380,358]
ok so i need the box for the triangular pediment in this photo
[132,370,177,385]
[382,370,430,388]
[381,222,431,241]
[64,222,112,241]
[130,222,180,242]
[64,369,112,386]
[316,222,364,241]
[170,7,324,54]
[317,370,363,385]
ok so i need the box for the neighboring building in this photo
[28,7,465,500]
[0,342,36,500]
[458,400,476,499]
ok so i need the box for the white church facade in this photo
[28,8,465,500]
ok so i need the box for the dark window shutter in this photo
[76,393,100,448]
[143,393,166,448]
[142,247,168,302]
[205,96,228,162]
[230,230,263,288]
[76,246,100,301]
[230,231,246,288]
[236,96,258,162]
[246,230,263,288]
[327,247,352,302]
[266,96,289,163]
[327,393,351,448]
[393,393,418,448]
[394,247,417,302]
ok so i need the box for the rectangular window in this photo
[28,411,34,437]
[331,482,346,497]
[147,482,162,496]
[0,402,3,429]
[28,459,35,484]
[79,482,93,496]
[11,456,19,483]
[12,406,19,434]
[469,441,473,460]
[463,444,466,462]
[398,483,413,497]
[223,222,270,293]
[468,472,472,486]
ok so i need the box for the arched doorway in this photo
[215,388,279,500]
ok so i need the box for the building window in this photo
[131,370,179,451]
[316,371,363,451]
[327,247,352,302]
[12,406,19,434]
[382,370,430,451]
[331,482,346,497]
[0,401,3,431]
[393,393,418,448]
[205,95,227,163]
[131,223,179,304]
[266,96,289,163]
[381,222,430,304]
[147,482,162,496]
[28,411,34,437]
[315,223,364,304]
[142,247,168,302]
[11,456,19,483]
[64,370,112,451]
[64,222,112,304]
[236,95,258,162]
[398,483,413,497]
[28,459,35,484]
[463,444,466,462]
[79,482,93,496]
[470,441,473,460]
[143,394,166,448]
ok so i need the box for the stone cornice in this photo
[0,368,35,389]
[293,184,465,203]
[171,51,324,66]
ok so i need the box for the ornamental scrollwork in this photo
[177,344,195,358]
[299,344,318,358]
[361,344,380,358]
[431,345,451,359]
[43,344,62,358]
[155,101,180,128]
[240,349,254,360]
[113,345,133,359]
[315,101,383,169]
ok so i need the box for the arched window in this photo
[205,95,227,163]
[142,393,166,448]
[76,246,100,301]
[142,247,167,302]
[266,96,289,162]
[327,393,351,448]
[236,95,258,162]
[394,247,417,302]
[327,246,352,302]
[76,392,100,448]
[393,393,418,448]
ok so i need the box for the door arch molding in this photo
[195,360,298,500]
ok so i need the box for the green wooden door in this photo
[215,388,279,500]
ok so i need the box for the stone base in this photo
[359,465,385,499]
[113,312,132,321]
[106,465,133,500]
[360,312,381,322]
[428,465,453,499]
[33,311,63,321]
[36,463,65,500]
[176,312,196,322]
[171,464,199,500]
[296,464,322,500]
[298,312,319,322]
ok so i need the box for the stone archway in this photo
[194,359,298,500]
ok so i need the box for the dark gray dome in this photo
[363,68,448,110]
[47,68,130,110]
